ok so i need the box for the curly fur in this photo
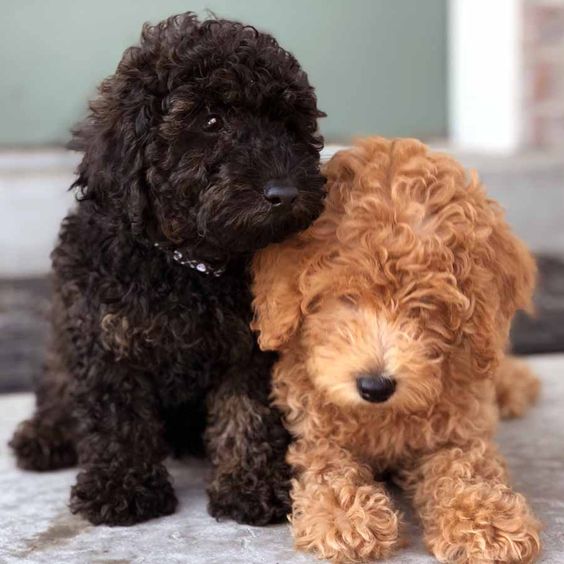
[10,12,326,527]
[252,138,541,562]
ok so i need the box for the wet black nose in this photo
[356,373,396,403]
[263,180,298,208]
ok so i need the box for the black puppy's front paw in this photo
[70,461,177,526]
[207,468,291,526]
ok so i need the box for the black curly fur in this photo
[10,12,325,527]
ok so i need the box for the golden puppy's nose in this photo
[356,373,396,403]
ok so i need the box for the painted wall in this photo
[0,0,447,145]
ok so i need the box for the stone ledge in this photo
[1,146,563,277]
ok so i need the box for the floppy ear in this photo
[487,212,536,324]
[251,240,307,351]
[460,188,536,378]
[69,47,158,235]
[69,14,202,236]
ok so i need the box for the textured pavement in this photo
[0,354,563,563]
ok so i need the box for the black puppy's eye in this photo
[203,114,223,132]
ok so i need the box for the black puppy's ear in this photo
[70,13,205,235]
[69,60,156,238]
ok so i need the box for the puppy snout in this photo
[263,180,298,208]
[356,373,396,403]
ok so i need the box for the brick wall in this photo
[524,1,564,149]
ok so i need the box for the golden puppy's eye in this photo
[203,114,223,132]
[338,295,358,308]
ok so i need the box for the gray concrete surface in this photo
[0,354,563,563]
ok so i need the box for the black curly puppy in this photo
[10,12,325,527]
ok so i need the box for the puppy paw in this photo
[207,469,291,526]
[291,481,401,562]
[70,462,177,526]
[10,418,77,471]
[426,484,541,563]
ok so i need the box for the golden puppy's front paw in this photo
[291,481,401,562]
[425,484,541,563]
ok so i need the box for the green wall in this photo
[0,0,447,145]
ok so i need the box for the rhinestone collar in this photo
[154,243,225,277]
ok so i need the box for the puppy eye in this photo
[338,295,358,308]
[203,114,223,133]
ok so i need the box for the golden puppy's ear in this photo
[488,214,537,323]
[462,193,537,378]
[251,240,306,351]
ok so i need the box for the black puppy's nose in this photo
[263,181,298,208]
[356,373,396,403]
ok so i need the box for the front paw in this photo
[291,481,400,562]
[207,467,291,526]
[10,418,77,471]
[70,462,177,526]
[426,484,541,563]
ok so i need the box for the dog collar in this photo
[153,242,225,277]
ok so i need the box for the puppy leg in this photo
[69,352,176,526]
[403,441,541,563]
[205,354,291,525]
[496,356,540,419]
[10,339,77,471]
[289,439,400,562]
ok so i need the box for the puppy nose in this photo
[263,180,298,208]
[356,373,396,403]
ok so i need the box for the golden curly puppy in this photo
[252,138,541,563]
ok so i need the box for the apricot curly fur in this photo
[290,439,401,562]
[252,138,541,562]
[10,12,325,527]
[495,356,540,419]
